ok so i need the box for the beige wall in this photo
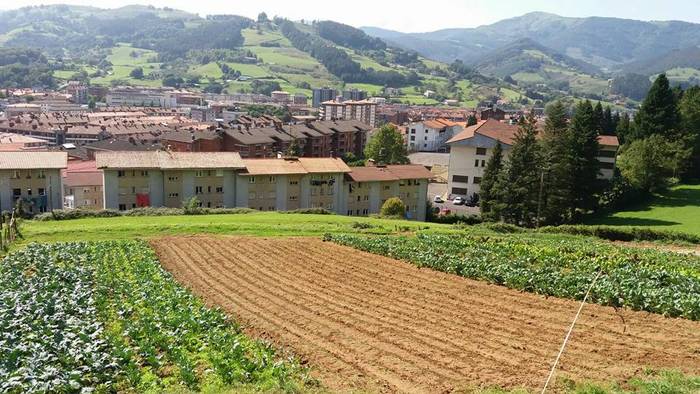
[67,185,103,210]
[247,175,278,211]
[0,169,63,213]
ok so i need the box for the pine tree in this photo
[679,86,700,177]
[602,106,615,135]
[568,100,601,215]
[631,74,681,141]
[592,102,605,134]
[286,139,303,157]
[616,112,631,144]
[478,141,504,221]
[539,101,574,225]
[499,114,541,226]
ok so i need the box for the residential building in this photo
[342,89,367,102]
[63,161,103,210]
[238,157,350,212]
[319,100,377,127]
[478,106,507,121]
[271,91,291,103]
[106,87,176,107]
[446,119,621,199]
[97,151,246,210]
[406,119,463,152]
[66,81,89,105]
[312,87,337,108]
[293,93,308,105]
[341,164,432,220]
[0,152,67,213]
[0,132,48,151]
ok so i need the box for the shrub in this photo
[351,221,374,229]
[432,214,482,225]
[33,207,257,221]
[280,208,334,215]
[539,225,700,244]
[380,197,406,217]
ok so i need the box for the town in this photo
[1,3,699,394]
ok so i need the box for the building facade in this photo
[0,152,67,214]
[319,100,377,127]
[312,87,337,108]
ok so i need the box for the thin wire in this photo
[541,270,603,394]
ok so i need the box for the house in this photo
[478,107,507,121]
[0,152,67,214]
[446,119,621,199]
[406,119,463,152]
[97,151,246,210]
[342,164,432,220]
[63,161,103,210]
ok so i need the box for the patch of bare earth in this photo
[151,236,700,393]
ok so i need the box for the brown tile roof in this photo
[96,151,244,170]
[598,135,620,147]
[385,164,434,180]
[447,119,518,145]
[64,171,103,187]
[0,152,67,169]
[347,166,400,182]
[423,120,448,129]
[242,157,351,175]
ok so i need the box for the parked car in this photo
[439,207,451,215]
[433,195,444,203]
[453,196,465,205]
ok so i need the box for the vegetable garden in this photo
[327,233,700,320]
[0,241,309,393]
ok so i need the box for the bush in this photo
[33,207,257,221]
[280,208,334,215]
[479,222,525,233]
[351,221,374,229]
[380,197,406,217]
[539,225,700,244]
[432,214,483,225]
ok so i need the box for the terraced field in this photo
[151,236,700,393]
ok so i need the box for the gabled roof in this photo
[347,164,433,182]
[597,135,619,147]
[96,151,245,170]
[242,157,351,176]
[64,171,103,187]
[0,152,67,170]
[447,119,518,145]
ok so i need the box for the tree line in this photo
[478,74,700,227]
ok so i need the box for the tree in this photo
[617,135,687,192]
[286,139,303,157]
[162,74,183,88]
[592,101,604,134]
[568,100,601,214]
[479,141,504,221]
[129,67,144,79]
[499,114,541,226]
[380,197,406,217]
[466,114,478,126]
[364,124,409,164]
[616,112,631,144]
[539,101,574,225]
[631,74,681,141]
[257,12,269,23]
[602,106,616,135]
[679,86,700,177]
[88,96,96,110]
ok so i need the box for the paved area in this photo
[428,182,480,215]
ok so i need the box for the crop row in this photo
[0,241,309,393]
[326,233,700,320]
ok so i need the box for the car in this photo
[433,195,444,203]
[452,196,465,205]
[439,207,451,215]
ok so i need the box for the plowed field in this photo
[151,236,700,393]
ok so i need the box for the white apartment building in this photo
[319,100,377,127]
[0,152,67,213]
[446,119,620,199]
[407,119,463,152]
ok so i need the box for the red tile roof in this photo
[447,119,518,145]
[64,171,103,187]
[347,164,433,182]
[597,135,620,146]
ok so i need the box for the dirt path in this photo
[151,236,700,393]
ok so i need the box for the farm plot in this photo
[151,236,700,393]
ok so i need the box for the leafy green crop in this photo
[327,233,700,319]
[0,241,309,393]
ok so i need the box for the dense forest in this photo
[0,47,54,88]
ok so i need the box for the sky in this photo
[3,0,700,32]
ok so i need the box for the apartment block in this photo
[0,152,67,214]
[341,165,432,221]
[319,100,377,127]
[97,151,245,210]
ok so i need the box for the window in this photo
[384,185,391,190]
[289,180,298,185]
[249,177,256,184]
[364,195,369,201]
[452,175,468,183]
[37,170,46,179]
[410,136,415,141]
[118,204,127,211]
[362,208,369,215]
[195,186,203,194]
[141,171,149,177]
[481,160,486,167]
[473,177,482,184]
[347,210,353,215]
[269,176,276,183]
[216,186,223,193]
[476,147,487,155]
[195,170,205,177]
[12,188,21,197]
[357,195,361,202]
[474,159,480,167]
[410,128,416,134]
[598,150,617,158]
[38,188,45,196]
[168,176,179,182]
[168,192,179,198]
[207,186,212,193]
[117,170,125,177]
[131,187,136,194]
[289,195,298,201]
[11,170,20,179]
[451,187,468,195]
[215,170,224,177]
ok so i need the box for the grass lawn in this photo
[587,184,700,235]
[19,212,448,245]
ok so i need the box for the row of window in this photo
[119,170,226,179]
[10,170,46,179]
[12,188,45,197]
[347,208,370,215]
[452,175,481,184]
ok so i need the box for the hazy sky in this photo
[4,0,700,32]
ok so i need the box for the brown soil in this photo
[151,236,700,393]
